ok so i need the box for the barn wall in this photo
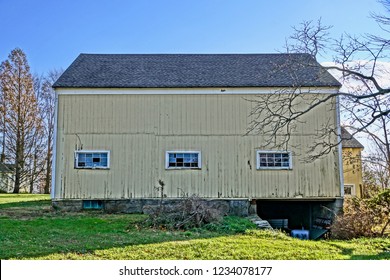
[53,89,341,200]
[342,147,364,197]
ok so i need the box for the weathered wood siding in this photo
[53,90,341,199]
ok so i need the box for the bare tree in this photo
[283,18,332,58]
[24,74,47,193]
[0,48,44,193]
[39,69,62,194]
[249,2,390,161]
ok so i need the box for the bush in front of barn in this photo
[143,194,225,230]
[331,188,390,239]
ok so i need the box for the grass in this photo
[0,194,389,260]
[0,193,50,206]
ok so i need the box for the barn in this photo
[52,53,343,230]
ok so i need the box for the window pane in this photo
[258,152,290,169]
[167,152,200,169]
[76,152,109,168]
[169,157,176,163]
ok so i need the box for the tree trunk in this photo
[13,164,20,193]
[380,218,390,236]
[44,135,52,194]
[13,125,22,193]
[29,152,38,193]
[1,119,5,163]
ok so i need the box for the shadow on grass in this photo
[326,240,390,260]
[326,242,355,257]
[0,200,252,259]
[0,200,51,209]
[349,251,390,260]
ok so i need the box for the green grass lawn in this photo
[0,194,389,260]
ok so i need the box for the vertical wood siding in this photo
[54,93,341,199]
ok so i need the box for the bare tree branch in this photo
[250,4,390,163]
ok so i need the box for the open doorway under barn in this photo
[256,199,343,239]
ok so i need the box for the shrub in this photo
[144,195,225,230]
[331,189,390,239]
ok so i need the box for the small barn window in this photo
[75,150,110,169]
[166,151,201,169]
[83,200,103,209]
[256,151,292,170]
[344,184,355,196]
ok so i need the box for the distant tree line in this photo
[0,48,62,194]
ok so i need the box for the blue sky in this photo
[0,0,388,74]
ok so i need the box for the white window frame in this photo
[165,151,201,170]
[343,184,356,196]
[74,150,110,169]
[256,150,292,170]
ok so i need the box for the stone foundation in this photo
[52,198,250,217]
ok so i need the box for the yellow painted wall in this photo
[342,147,363,197]
[53,90,341,200]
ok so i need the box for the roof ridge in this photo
[53,53,341,89]
[77,53,312,56]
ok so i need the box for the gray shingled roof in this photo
[341,127,364,149]
[53,53,341,88]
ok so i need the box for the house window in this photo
[83,200,103,209]
[256,151,292,170]
[75,150,110,169]
[344,184,355,196]
[166,151,201,169]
